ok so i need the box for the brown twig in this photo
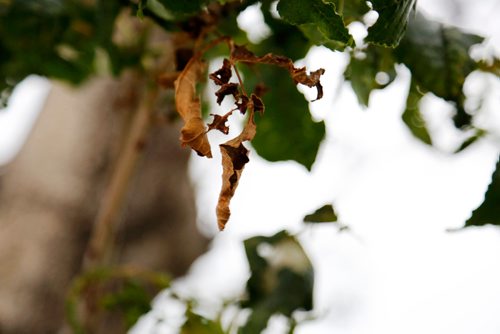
[82,82,158,271]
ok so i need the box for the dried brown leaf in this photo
[230,44,325,101]
[236,95,249,114]
[174,57,212,158]
[291,67,325,101]
[215,82,239,105]
[209,58,232,85]
[217,112,256,230]
[250,94,264,115]
[207,112,232,134]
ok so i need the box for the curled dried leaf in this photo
[215,82,239,105]
[236,95,249,114]
[250,94,264,115]
[217,111,257,230]
[207,112,232,134]
[230,43,325,101]
[292,67,325,101]
[174,57,212,158]
[209,58,232,85]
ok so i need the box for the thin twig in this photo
[82,81,158,271]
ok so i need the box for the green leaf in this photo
[328,0,370,25]
[241,231,314,333]
[465,155,500,227]
[237,15,324,170]
[345,45,396,106]
[395,12,484,129]
[181,309,225,334]
[248,65,325,170]
[366,0,416,47]
[277,0,354,50]
[402,80,432,145]
[304,204,338,223]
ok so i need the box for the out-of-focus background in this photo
[1,0,500,333]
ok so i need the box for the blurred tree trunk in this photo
[0,69,207,333]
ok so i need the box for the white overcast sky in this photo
[1,1,500,333]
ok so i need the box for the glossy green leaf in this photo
[402,80,432,145]
[304,204,338,223]
[395,12,483,128]
[345,45,396,106]
[465,156,500,227]
[366,0,416,47]
[277,0,354,50]
[241,231,314,333]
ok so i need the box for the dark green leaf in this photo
[454,129,487,153]
[402,80,432,145]
[277,0,354,50]
[345,45,396,106]
[181,309,225,334]
[236,16,323,170]
[249,65,325,170]
[328,0,370,24]
[366,0,416,47]
[241,231,314,333]
[395,12,484,129]
[304,204,338,223]
[465,156,500,227]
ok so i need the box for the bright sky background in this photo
[1,1,500,333]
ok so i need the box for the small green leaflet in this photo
[395,12,483,129]
[303,204,338,223]
[402,80,433,145]
[277,0,354,50]
[366,0,416,47]
[241,231,314,333]
[465,156,500,227]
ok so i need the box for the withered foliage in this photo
[168,39,325,230]
[217,112,256,230]
[174,57,212,158]
[230,44,325,100]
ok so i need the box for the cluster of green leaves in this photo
[0,0,147,106]
[112,230,313,333]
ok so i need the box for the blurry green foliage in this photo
[465,156,500,227]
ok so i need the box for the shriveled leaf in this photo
[250,94,265,115]
[209,58,232,85]
[241,230,314,333]
[277,0,354,50]
[207,112,232,134]
[304,204,338,223]
[395,12,484,129]
[174,57,212,158]
[465,155,500,227]
[230,44,326,101]
[214,82,239,105]
[366,0,416,47]
[345,45,396,106]
[216,112,256,230]
[402,80,432,145]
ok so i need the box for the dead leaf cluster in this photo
[168,39,325,230]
